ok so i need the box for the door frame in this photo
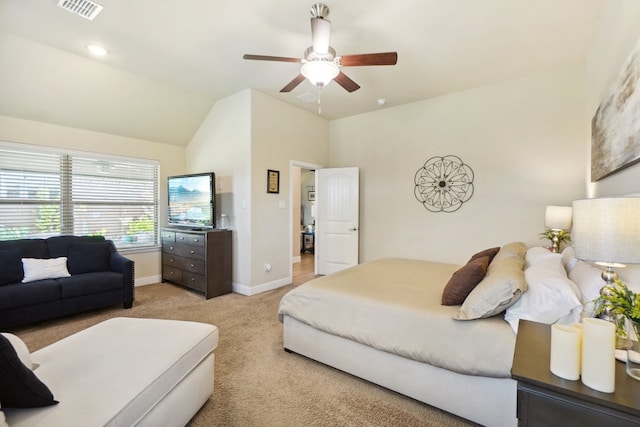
[289,160,323,281]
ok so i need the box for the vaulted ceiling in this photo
[0,0,606,145]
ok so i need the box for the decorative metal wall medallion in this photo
[414,155,474,213]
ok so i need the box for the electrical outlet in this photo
[264,263,272,272]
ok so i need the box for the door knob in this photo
[349,227,358,231]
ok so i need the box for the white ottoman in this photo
[5,317,218,427]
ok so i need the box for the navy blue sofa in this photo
[0,236,134,330]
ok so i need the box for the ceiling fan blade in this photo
[334,72,360,93]
[280,74,306,92]
[311,17,331,54]
[243,54,302,63]
[339,52,398,67]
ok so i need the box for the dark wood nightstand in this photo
[511,320,640,426]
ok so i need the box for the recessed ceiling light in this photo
[86,44,108,57]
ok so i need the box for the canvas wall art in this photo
[591,38,640,182]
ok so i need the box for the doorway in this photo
[290,161,321,281]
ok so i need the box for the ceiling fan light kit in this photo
[301,61,339,87]
[242,2,398,113]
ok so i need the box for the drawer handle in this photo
[191,277,195,282]
[170,271,174,275]
[194,238,199,242]
[170,258,174,262]
[190,264,195,268]
[190,250,195,254]
[169,246,174,250]
[179,236,185,240]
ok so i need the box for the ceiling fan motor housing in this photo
[310,3,330,19]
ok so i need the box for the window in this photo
[0,142,159,249]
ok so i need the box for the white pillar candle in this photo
[581,318,616,393]
[550,324,582,380]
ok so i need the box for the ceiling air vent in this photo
[57,0,104,21]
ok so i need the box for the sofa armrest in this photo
[110,251,135,306]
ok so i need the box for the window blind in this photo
[0,142,159,249]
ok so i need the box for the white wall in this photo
[0,115,186,284]
[250,91,329,292]
[185,90,329,294]
[330,66,587,265]
[585,1,640,198]
[186,90,252,289]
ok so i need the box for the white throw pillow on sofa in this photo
[21,257,70,283]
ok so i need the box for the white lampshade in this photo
[545,206,572,230]
[301,61,339,87]
[572,197,640,265]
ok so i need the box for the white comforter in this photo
[278,258,516,378]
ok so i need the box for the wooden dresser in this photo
[161,227,232,299]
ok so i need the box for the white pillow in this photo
[504,254,582,333]
[569,260,605,318]
[21,257,71,283]
[525,246,558,267]
[561,246,578,273]
[0,332,33,370]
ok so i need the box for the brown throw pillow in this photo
[468,247,500,264]
[441,256,490,305]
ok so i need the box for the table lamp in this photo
[572,197,640,320]
[544,205,573,253]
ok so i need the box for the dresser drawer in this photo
[162,253,187,269]
[182,258,205,274]
[175,232,205,247]
[162,265,183,283]
[179,244,205,259]
[161,230,176,243]
[182,271,206,291]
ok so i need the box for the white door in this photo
[316,167,359,275]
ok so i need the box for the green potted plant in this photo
[538,228,571,252]
[594,280,640,337]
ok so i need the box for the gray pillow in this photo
[454,242,527,320]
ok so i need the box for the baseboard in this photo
[233,277,291,296]
[135,275,162,286]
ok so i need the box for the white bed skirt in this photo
[283,315,517,427]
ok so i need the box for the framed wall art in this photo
[591,38,640,181]
[308,191,316,201]
[267,169,280,194]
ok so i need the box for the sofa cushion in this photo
[0,240,48,259]
[57,272,124,299]
[46,235,106,258]
[67,241,112,275]
[0,280,60,310]
[22,258,71,283]
[0,249,24,286]
[0,334,58,408]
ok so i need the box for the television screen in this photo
[168,172,215,229]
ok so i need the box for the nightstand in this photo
[511,320,640,426]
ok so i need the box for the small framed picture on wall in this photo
[308,191,316,201]
[267,169,280,194]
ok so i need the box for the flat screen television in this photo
[167,172,215,229]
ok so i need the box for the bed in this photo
[278,243,587,427]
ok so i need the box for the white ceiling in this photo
[0,0,606,145]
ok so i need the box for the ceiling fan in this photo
[243,3,398,94]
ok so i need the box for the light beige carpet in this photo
[11,283,478,427]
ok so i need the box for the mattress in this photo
[278,258,516,378]
[5,317,218,427]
